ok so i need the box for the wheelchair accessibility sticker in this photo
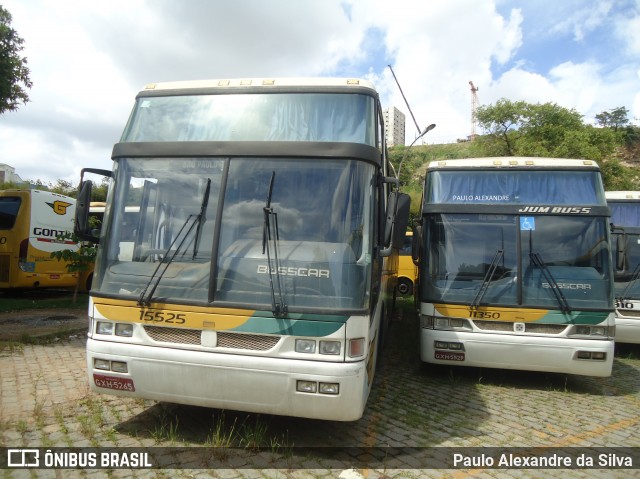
[520,217,535,231]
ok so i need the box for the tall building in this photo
[382,106,406,147]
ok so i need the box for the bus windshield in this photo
[423,214,611,309]
[95,157,374,311]
[426,169,604,205]
[609,201,640,299]
[121,93,376,145]
[424,213,611,310]
[610,202,640,228]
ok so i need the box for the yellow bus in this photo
[397,230,417,296]
[0,189,80,289]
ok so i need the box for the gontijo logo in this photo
[46,201,72,215]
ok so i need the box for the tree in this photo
[51,230,98,302]
[595,107,629,131]
[474,99,528,155]
[0,5,32,114]
[475,99,619,161]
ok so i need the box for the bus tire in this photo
[397,278,413,296]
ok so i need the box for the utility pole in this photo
[469,80,479,140]
[388,65,421,137]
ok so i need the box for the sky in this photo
[1,0,639,185]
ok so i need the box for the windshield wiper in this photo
[620,263,640,303]
[192,178,211,259]
[262,171,287,318]
[530,252,571,313]
[138,179,212,307]
[471,249,504,309]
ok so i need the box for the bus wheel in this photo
[397,278,413,296]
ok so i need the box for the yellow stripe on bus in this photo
[93,299,256,330]
[434,303,548,322]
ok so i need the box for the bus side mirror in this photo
[391,193,410,248]
[74,167,112,244]
[412,224,422,265]
[380,191,411,257]
[616,234,626,271]
[75,180,99,243]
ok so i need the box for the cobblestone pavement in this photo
[1,302,640,478]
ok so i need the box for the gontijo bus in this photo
[0,189,79,289]
[415,158,614,377]
[74,78,409,421]
[606,191,640,344]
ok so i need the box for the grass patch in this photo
[0,291,89,312]
[2,328,87,346]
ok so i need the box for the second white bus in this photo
[415,158,614,377]
[607,191,640,344]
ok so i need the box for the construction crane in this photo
[469,80,479,140]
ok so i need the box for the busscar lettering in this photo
[257,264,330,278]
[542,282,591,290]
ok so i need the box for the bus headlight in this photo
[573,325,613,338]
[319,382,340,395]
[424,316,471,331]
[319,340,341,355]
[115,323,134,337]
[296,380,317,393]
[295,339,316,354]
[96,322,114,335]
[94,358,110,370]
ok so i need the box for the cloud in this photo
[0,0,637,185]
[549,1,613,42]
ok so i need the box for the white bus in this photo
[606,191,640,344]
[0,189,80,289]
[415,158,614,377]
[74,78,409,421]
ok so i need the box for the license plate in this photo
[93,374,135,392]
[434,350,465,361]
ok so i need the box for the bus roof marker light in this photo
[144,83,156,90]
[583,160,593,165]
[493,160,502,166]
[262,79,275,85]
[525,160,535,165]
[346,79,360,85]
[240,79,252,86]
[218,80,230,87]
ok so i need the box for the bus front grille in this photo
[143,326,280,351]
[473,320,568,334]
[144,326,200,345]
